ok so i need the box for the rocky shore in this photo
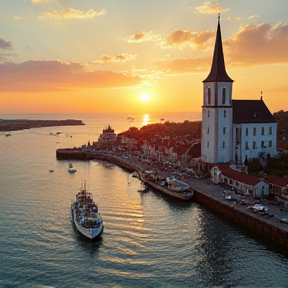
[0,119,84,132]
[56,147,288,250]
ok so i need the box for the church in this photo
[201,17,277,165]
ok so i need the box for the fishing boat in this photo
[71,181,103,239]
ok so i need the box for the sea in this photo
[1,112,288,288]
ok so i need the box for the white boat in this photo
[71,181,103,239]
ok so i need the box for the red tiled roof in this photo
[218,163,261,186]
[278,140,288,151]
[265,175,288,188]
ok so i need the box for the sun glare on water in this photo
[140,93,150,102]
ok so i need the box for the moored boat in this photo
[140,172,193,201]
[71,181,103,239]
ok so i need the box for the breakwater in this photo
[57,148,288,250]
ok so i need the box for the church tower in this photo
[201,16,234,164]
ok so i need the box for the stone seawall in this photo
[193,190,288,248]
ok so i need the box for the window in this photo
[261,127,264,135]
[224,110,226,118]
[269,127,272,135]
[222,88,226,104]
[223,127,226,135]
[253,127,256,136]
[253,141,256,149]
[207,141,209,148]
[261,141,265,148]
[223,141,225,148]
[269,140,272,147]
[246,128,249,137]
[208,110,210,118]
[207,127,209,134]
[207,88,211,105]
[245,141,249,150]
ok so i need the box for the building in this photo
[201,17,277,165]
[97,124,117,148]
[211,164,269,198]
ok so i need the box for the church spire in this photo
[203,15,233,83]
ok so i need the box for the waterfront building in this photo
[97,124,117,148]
[201,17,277,165]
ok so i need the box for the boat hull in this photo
[146,181,193,200]
[71,203,103,239]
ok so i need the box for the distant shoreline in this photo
[0,119,84,132]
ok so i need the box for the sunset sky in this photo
[0,0,287,114]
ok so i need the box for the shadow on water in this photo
[71,222,103,254]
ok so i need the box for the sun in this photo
[140,93,150,102]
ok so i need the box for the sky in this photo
[0,0,287,114]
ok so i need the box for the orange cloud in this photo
[0,60,142,92]
[195,1,229,14]
[91,53,136,64]
[38,8,106,20]
[164,29,215,48]
[225,22,288,66]
[128,31,155,43]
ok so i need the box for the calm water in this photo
[1,113,288,288]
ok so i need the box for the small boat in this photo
[6,132,11,137]
[71,181,103,239]
[68,162,76,173]
[49,169,54,173]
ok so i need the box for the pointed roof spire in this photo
[203,15,233,83]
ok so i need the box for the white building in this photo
[201,18,277,165]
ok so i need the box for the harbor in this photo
[57,147,288,250]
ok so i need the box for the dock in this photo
[56,148,288,250]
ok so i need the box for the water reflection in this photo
[195,210,240,287]
[142,114,150,126]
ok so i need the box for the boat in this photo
[6,132,11,137]
[71,181,104,239]
[140,172,193,201]
[68,162,76,173]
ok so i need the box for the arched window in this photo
[222,88,226,104]
[207,88,211,105]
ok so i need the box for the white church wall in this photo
[233,122,278,164]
